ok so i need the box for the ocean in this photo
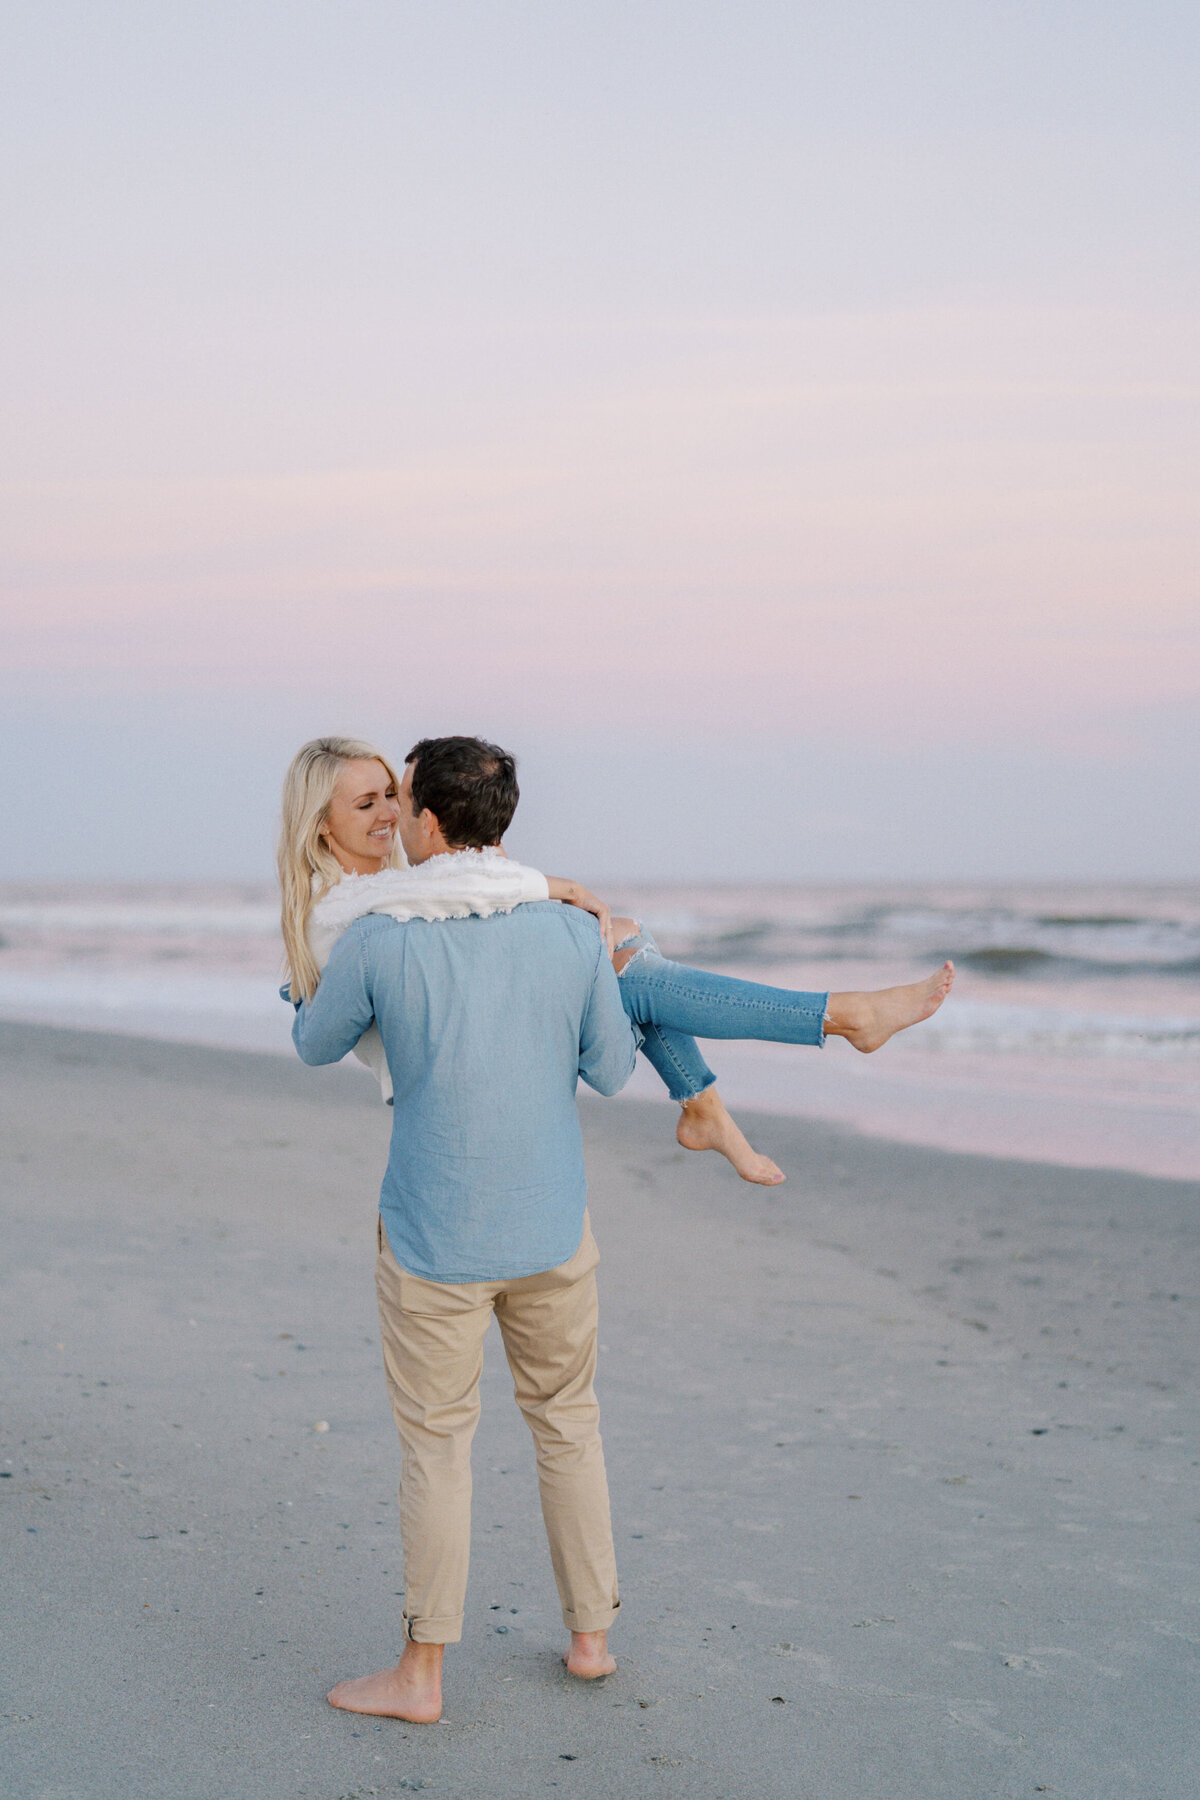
[2,880,1197,1179]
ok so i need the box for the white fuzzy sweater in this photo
[306,848,550,1102]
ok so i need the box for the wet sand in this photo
[2,1020,1198,1800]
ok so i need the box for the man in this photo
[291,735,638,1723]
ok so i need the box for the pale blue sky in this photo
[2,2,1197,879]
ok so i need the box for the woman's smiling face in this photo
[321,758,400,875]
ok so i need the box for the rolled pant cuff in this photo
[563,1599,621,1634]
[404,1611,463,1645]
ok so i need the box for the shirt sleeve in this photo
[577,939,640,1096]
[292,923,377,1067]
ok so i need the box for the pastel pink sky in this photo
[1,5,1196,877]
[7,306,1194,747]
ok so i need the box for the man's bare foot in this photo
[327,1641,444,1722]
[563,1629,617,1679]
[825,962,955,1053]
[676,1087,785,1186]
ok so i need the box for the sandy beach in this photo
[3,1019,1198,1800]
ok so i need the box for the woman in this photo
[279,737,954,1185]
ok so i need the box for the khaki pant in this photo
[374,1211,620,1644]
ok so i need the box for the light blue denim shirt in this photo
[291,901,638,1282]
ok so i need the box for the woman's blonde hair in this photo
[277,736,404,1002]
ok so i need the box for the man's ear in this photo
[419,808,445,850]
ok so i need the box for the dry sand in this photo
[2,1020,1198,1800]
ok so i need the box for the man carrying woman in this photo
[283,734,953,1721]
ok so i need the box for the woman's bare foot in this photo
[825,962,955,1053]
[327,1641,443,1722]
[676,1086,785,1186]
[563,1629,617,1679]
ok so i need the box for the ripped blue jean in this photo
[615,927,829,1103]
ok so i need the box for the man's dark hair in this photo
[404,737,520,848]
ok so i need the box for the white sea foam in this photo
[618,881,1200,979]
[1,879,1196,1176]
[901,997,1200,1059]
[0,899,279,934]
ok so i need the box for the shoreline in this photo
[3,1004,1195,1182]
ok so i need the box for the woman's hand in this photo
[547,878,615,957]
